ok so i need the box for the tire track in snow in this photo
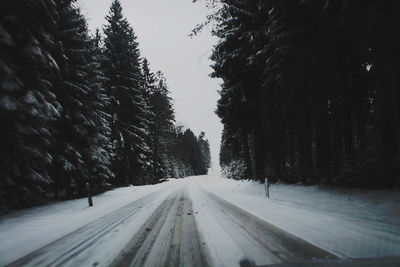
[6,185,174,267]
[197,188,337,265]
[111,185,210,267]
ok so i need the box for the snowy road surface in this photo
[111,186,209,267]
[1,174,399,266]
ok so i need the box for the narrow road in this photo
[111,187,209,267]
[7,181,337,267]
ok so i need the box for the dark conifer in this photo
[209,0,400,188]
[0,0,61,208]
[51,0,114,197]
[146,70,175,181]
[102,0,151,186]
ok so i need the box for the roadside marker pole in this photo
[265,178,270,198]
[86,182,93,207]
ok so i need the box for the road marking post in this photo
[265,178,270,198]
[86,182,93,207]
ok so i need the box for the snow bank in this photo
[192,175,400,259]
[0,179,183,266]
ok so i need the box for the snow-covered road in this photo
[190,188,335,265]
[1,174,399,266]
[111,185,209,267]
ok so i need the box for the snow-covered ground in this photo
[0,180,184,266]
[190,175,400,260]
[1,173,399,266]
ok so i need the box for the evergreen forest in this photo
[0,0,211,212]
[201,0,400,188]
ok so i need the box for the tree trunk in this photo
[342,57,354,157]
[241,130,253,179]
[375,40,399,186]
[331,95,343,178]
[254,126,266,182]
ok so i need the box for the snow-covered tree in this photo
[85,30,115,192]
[0,0,61,208]
[50,0,115,196]
[103,0,151,186]
[147,71,175,181]
[206,0,400,188]
[198,132,211,174]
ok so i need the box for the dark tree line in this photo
[0,0,210,212]
[199,0,400,188]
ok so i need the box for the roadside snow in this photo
[0,179,183,266]
[192,175,400,259]
[189,182,278,266]
[1,174,399,266]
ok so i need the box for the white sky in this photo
[77,0,222,170]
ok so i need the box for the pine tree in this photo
[138,58,158,183]
[148,71,175,181]
[85,29,115,192]
[0,0,61,208]
[103,0,151,186]
[198,132,211,174]
[50,0,115,197]
[208,0,400,187]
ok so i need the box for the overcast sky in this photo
[77,0,223,171]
